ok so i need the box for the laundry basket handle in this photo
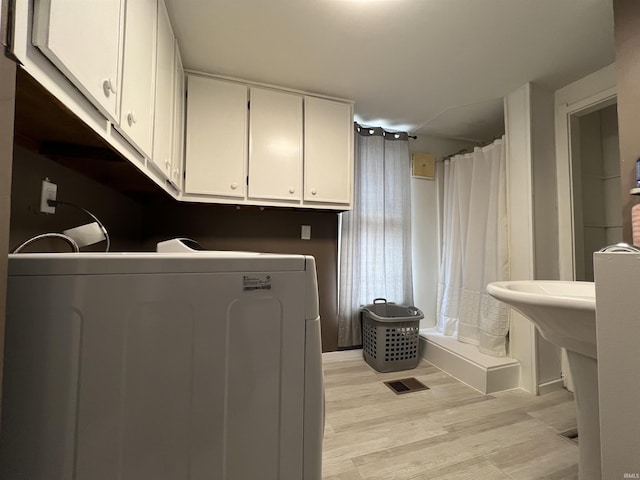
[373,298,387,305]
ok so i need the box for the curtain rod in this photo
[442,148,471,162]
[441,134,505,161]
[478,134,504,147]
[353,122,417,140]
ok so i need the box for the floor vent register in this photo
[383,377,429,395]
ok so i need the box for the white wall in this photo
[504,84,537,393]
[530,83,564,389]
[409,135,476,328]
[505,82,563,393]
[531,84,560,282]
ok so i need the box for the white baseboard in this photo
[419,330,520,395]
[537,378,565,396]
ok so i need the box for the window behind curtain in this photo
[337,128,413,348]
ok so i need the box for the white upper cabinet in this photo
[117,0,157,158]
[184,76,248,197]
[20,0,186,197]
[151,0,175,180]
[248,87,303,202]
[170,45,185,190]
[304,97,353,205]
[182,75,353,210]
[23,0,352,208]
[32,0,124,123]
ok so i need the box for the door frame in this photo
[556,87,617,281]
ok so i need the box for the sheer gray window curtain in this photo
[338,127,413,348]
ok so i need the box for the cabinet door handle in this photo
[230,183,238,190]
[165,160,171,170]
[102,78,117,96]
[311,188,317,195]
[289,187,295,194]
[127,112,137,126]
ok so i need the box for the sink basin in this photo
[486,280,596,358]
[487,280,599,480]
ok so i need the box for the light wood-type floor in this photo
[322,350,579,480]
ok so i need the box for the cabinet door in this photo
[249,88,302,201]
[32,0,123,123]
[304,97,353,205]
[150,0,175,179]
[184,76,248,197]
[118,0,157,158]
[170,46,185,190]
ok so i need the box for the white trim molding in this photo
[554,64,617,281]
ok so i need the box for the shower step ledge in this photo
[419,329,520,394]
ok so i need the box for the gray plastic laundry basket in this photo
[361,298,424,373]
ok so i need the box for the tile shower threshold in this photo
[420,329,520,394]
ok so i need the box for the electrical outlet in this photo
[301,225,311,240]
[40,178,57,214]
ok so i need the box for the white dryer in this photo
[1,250,324,480]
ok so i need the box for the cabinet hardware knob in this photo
[102,78,116,96]
[127,112,137,125]
[165,160,171,169]
[289,187,295,194]
[231,183,238,190]
[311,188,317,195]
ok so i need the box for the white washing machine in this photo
[1,248,324,480]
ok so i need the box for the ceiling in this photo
[164,0,615,143]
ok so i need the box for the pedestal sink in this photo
[486,280,599,480]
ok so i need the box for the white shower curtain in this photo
[437,137,510,357]
[338,128,413,348]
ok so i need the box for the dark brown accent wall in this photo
[9,146,146,252]
[142,200,340,352]
[613,0,640,243]
[0,50,17,429]
[8,148,341,352]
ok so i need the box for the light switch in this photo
[301,225,311,240]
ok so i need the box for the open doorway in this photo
[570,101,621,281]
